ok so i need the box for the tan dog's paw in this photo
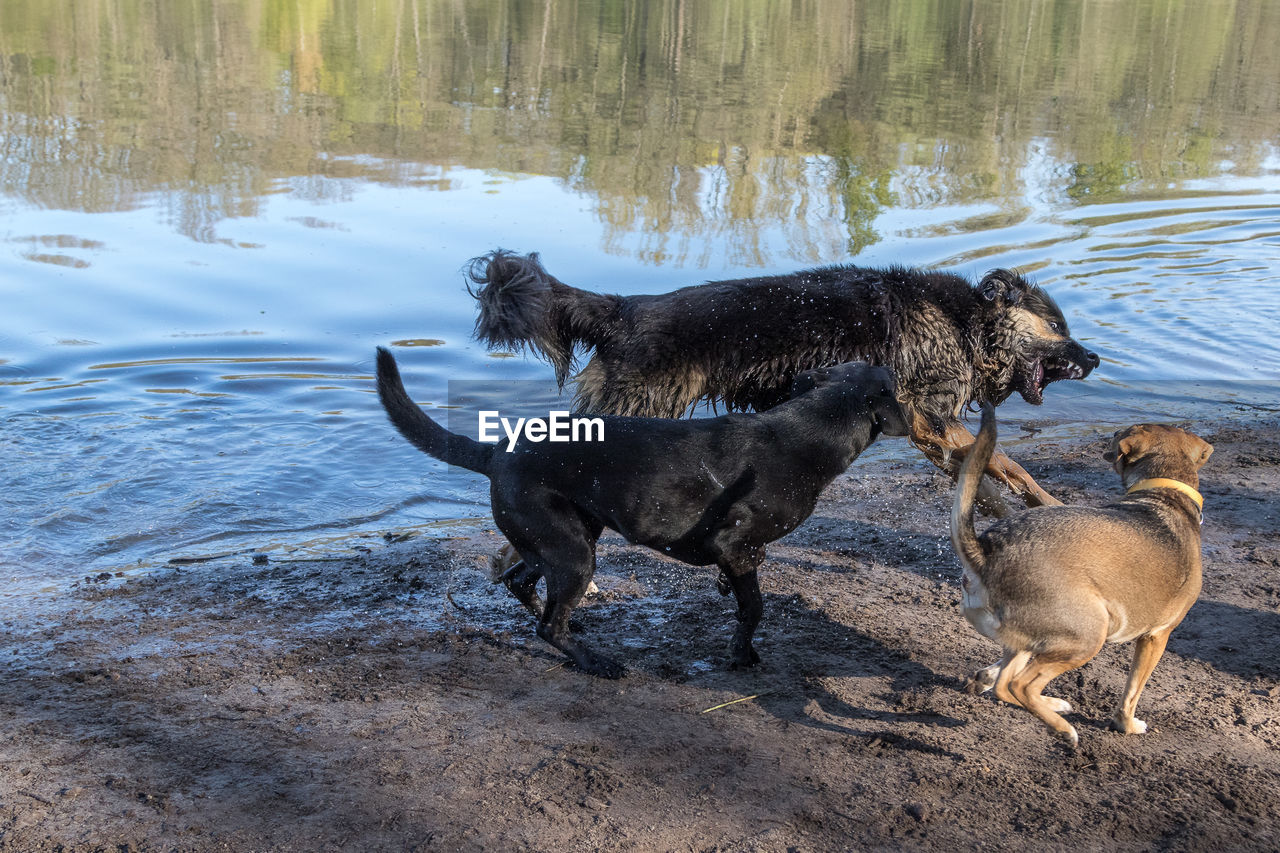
[489,543,521,582]
[963,664,999,694]
[1058,725,1080,749]
[1110,716,1148,735]
[489,544,597,594]
[1044,696,1072,714]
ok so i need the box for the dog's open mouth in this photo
[1019,357,1090,405]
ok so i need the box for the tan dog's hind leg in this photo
[1010,658,1087,748]
[1111,628,1173,734]
[967,651,1013,695]
[966,653,1073,713]
[991,650,1032,707]
[1008,630,1103,748]
[1043,695,1072,714]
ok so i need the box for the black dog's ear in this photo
[874,393,910,437]
[868,368,910,437]
[979,269,1027,305]
[790,367,828,398]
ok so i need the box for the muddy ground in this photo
[3,416,1278,851]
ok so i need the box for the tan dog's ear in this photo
[1104,425,1152,467]
[1191,436,1214,468]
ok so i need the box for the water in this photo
[2,1,1278,599]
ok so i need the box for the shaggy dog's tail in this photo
[376,347,494,475]
[951,403,996,571]
[467,250,617,387]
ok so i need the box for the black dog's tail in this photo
[950,403,995,571]
[375,347,494,476]
[467,250,617,388]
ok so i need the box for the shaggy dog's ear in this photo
[979,269,1027,305]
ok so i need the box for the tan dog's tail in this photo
[950,403,996,571]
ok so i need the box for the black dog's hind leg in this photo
[720,551,765,669]
[501,558,588,632]
[533,549,623,679]
[515,513,621,678]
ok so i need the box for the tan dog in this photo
[950,404,1212,746]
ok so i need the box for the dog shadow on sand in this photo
[566,505,1280,755]
[1171,598,1280,680]
[572,545,970,759]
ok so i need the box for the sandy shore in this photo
[3,415,1278,851]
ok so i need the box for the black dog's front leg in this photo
[721,563,764,669]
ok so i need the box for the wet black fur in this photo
[376,347,908,678]
[468,250,1098,438]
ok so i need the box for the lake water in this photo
[2,1,1278,600]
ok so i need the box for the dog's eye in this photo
[1049,321,1064,334]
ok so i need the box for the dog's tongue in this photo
[1021,361,1045,405]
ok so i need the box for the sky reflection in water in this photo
[0,1,1277,589]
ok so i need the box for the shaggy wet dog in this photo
[376,347,907,677]
[469,251,1099,515]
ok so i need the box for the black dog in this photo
[376,347,907,677]
[469,251,1099,516]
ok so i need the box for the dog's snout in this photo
[1086,350,1100,369]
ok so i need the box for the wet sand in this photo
[3,417,1278,851]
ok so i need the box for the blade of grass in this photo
[700,692,768,714]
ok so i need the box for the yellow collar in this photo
[1127,477,1203,510]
